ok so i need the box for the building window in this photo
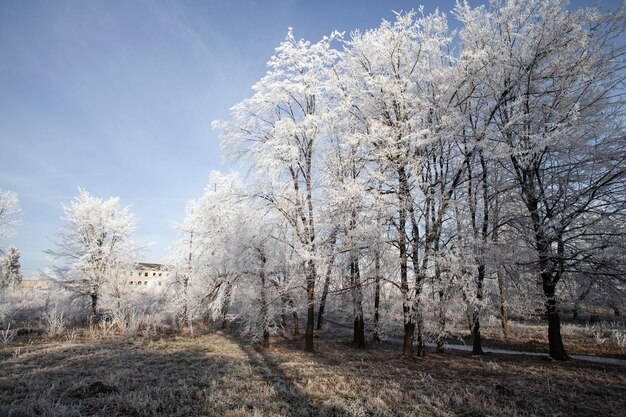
[158,273,162,277]
[153,272,156,276]
[138,272,142,276]
[144,272,148,277]
[144,281,147,285]
[158,281,162,286]
[129,281,133,285]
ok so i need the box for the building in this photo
[126,262,172,291]
[17,263,173,293]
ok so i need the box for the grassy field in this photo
[1,325,625,417]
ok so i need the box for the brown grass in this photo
[444,319,626,358]
[1,328,625,417]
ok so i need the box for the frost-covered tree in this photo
[208,0,626,361]
[176,171,297,346]
[214,30,341,352]
[171,172,247,328]
[47,189,136,326]
[0,246,22,288]
[0,190,20,247]
[340,9,470,356]
[455,0,626,360]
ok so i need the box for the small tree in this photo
[47,188,136,326]
[0,246,23,288]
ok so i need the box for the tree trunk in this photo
[436,289,446,354]
[350,253,365,348]
[524,179,568,361]
[317,255,334,330]
[305,261,315,352]
[472,315,483,355]
[403,322,415,356]
[373,251,381,342]
[472,264,485,355]
[544,283,568,360]
[317,232,337,330]
[304,139,317,353]
[354,316,365,347]
[497,267,510,338]
[415,306,425,357]
[90,292,98,327]
[398,166,413,357]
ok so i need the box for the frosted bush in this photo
[43,305,66,337]
[1,322,18,345]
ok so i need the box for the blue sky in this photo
[0,0,620,277]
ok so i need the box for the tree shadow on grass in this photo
[0,336,291,417]
[228,334,370,417]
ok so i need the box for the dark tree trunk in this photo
[89,293,98,327]
[354,316,365,347]
[545,286,568,360]
[373,251,381,342]
[472,316,483,355]
[403,322,415,356]
[472,264,485,355]
[350,255,365,348]
[317,232,337,330]
[317,259,333,330]
[511,150,572,361]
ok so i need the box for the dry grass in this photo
[443,319,626,358]
[1,325,625,417]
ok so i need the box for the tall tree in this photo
[214,30,340,352]
[456,0,626,359]
[341,10,468,356]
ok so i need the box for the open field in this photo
[1,325,625,417]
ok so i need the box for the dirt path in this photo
[436,342,626,366]
[322,318,626,366]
